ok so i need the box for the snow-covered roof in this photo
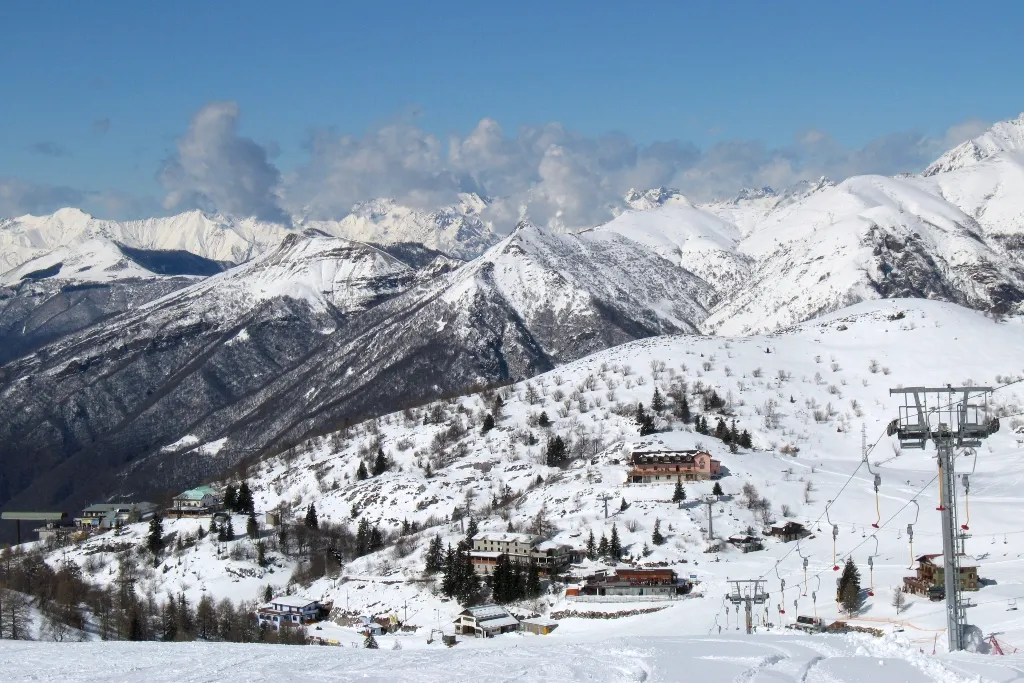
[522,617,558,627]
[920,554,979,568]
[535,540,566,551]
[463,605,513,620]
[470,551,503,558]
[480,616,520,630]
[175,485,219,501]
[473,532,537,544]
[267,595,319,609]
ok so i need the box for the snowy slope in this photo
[56,298,1024,654]
[0,238,221,285]
[585,198,750,298]
[703,174,1024,334]
[1,632,1019,682]
[924,113,1024,176]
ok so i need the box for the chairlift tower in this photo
[888,386,998,652]
[727,579,769,634]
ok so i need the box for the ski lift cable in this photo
[761,385,1017,583]
[777,474,938,587]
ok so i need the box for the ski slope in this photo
[0,632,1021,682]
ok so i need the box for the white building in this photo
[256,596,325,630]
[469,532,573,575]
[454,605,519,637]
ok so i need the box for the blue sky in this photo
[1,1,1021,222]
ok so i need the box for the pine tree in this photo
[236,481,254,514]
[672,481,686,503]
[525,562,541,598]
[425,534,444,574]
[610,525,622,558]
[263,585,273,603]
[247,511,259,539]
[715,417,729,442]
[369,525,384,552]
[651,388,664,413]
[677,395,691,423]
[635,402,655,435]
[356,518,372,556]
[481,413,495,434]
[441,545,459,597]
[729,419,740,445]
[458,550,481,606]
[838,557,864,615]
[356,461,369,480]
[597,534,609,557]
[538,411,550,427]
[364,631,379,648]
[712,482,724,496]
[619,497,628,512]
[223,484,237,511]
[372,448,388,476]
[694,415,707,434]
[492,554,514,603]
[585,530,596,560]
[224,517,235,541]
[465,517,479,544]
[739,430,753,449]
[651,518,665,546]
[146,513,165,564]
[546,436,567,467]
[304,503,319,530]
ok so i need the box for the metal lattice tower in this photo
[727,579,769,634]
[888,386,998,651]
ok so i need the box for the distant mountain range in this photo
[0,113,1022,534]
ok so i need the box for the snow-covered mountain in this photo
[0,194,497,276]
[301,193,498,259]
[0,222,714,525]
[41,298,1024,663]
[923,113,1024,176]
[0,238,224,364]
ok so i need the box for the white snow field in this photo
[1,633,1023,682]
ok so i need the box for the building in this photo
[627,450,721,484]
[727,534,763,553]
[454,605,520,637]
[578,567,690,598]
[765,522,808,543]
[903,554,980,596]
[256,596,329,630]
[469,532,572,576]
[520,617,558,635]
[169,485,222,517]
[34,519,77,543]
[354,616,386,636]
[75,502,157,530]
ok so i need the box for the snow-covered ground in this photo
[2,632,1023,682]
[40,298,1024,661]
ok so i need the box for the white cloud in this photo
[7,100,992,229]
[158,101,287,223]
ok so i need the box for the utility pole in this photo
[704,496,714,540]
[727,579,768,634]
[888,386,997,652]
